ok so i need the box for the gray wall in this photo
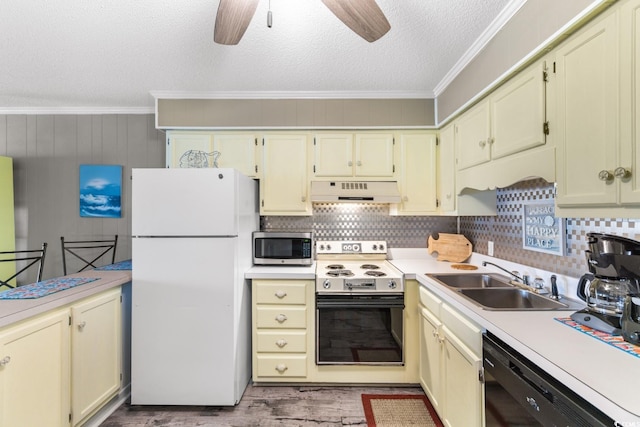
[437,0,600,121]
[0,114,165,283]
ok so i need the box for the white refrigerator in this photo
[131,168,258,405]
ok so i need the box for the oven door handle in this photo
[316,298,404,309]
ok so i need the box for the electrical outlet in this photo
[488,241,494,257]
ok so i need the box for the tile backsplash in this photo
[262,178,640,279]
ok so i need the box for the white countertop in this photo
[0,270,131,329]
[388,252,640,424]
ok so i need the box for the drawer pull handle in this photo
[0,356,10,367]
[274,290,287,299]
[276,339,288,348]
[275,363,288,373]
[275,314,288,323]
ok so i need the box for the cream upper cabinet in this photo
[456,100,491,170]
[491,61,546,160]
[313,132,394,178]
[390,132,437,215]
[555,8,620,207]
[437,124,456,214]
[618,0,640,204]
[213,134,258,178]
[260,134,311,216]
[166,131,258,178]
[457,60,547,172]
[71,288,122,426]
[0,309,71,427]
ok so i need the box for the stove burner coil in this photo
[364,270,386,277]
[327,269,354,277]
[326,264,345,270]
[360,264,380,270]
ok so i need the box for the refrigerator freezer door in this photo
[132,237,246,405]
[132,168,239,237]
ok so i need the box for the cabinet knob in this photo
[275,363,288,373]
[446,193,452,199]
[275,314,288,323]
[301,196,306,202]
[357,160,362,166]
[478,140,486,148]
[274,290,287,299]
[348,161,353,167]
[488,137,495,145]
[598,170,614,181]
[0,356,10,367]
[275,339,288,348]
[403,196,409,202]
[78,321,86,330]
[614,167,632,179]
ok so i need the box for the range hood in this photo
[310,181,401,203]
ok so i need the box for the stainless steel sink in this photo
[456,288,582,311]
[427,273,513,289]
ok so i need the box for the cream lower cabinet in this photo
[0,309,71,427]
[390,132,437,215]
[419,286,483,427]
[260,134,311,216]
[252,280,314,382]
[71,288,122,426]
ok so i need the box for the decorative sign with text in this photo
[522,201,565,256]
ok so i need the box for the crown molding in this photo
[433,0,527,97]
[0,106,154,115]
[150,90,434,100]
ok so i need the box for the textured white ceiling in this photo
[0,0,516,111]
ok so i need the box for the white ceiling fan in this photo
[214,0,391,45]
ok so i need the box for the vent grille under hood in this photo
[310,181,401,203]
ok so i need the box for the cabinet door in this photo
[392,133,437,215]
[71,289,122,426]
[214,134,258,178]
[438,125,456,213]
[261,134,311,215]
[491,61,546,160]
[354,133,394,177]
[442,325,483,427]
[0,310,70,427]
[456,101,491,170]
[166,132,214,168]
[419,307,443,416]
[555,11,619,206]
[314,134,353,177]
[619,0,640,204]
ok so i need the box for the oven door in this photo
[316,293,404,365]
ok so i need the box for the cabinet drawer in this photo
[256,355,307,378]
[255,306,307,328]
[256,330,307,353]
[419,285,441,316]
[255,282,307,305]
[441,303,482,356]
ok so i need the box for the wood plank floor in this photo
[101,384,425,426]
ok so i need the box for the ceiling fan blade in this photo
[214,0,260,45]
[321,0,391,43]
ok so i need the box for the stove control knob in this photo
[372,244,378,250]
[388,280,397,289]
[323,280,331,289]
[379,244,385,250]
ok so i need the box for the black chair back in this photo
[60,235,118,275]
[0,242,48,289]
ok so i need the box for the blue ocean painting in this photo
[79,165,122,218]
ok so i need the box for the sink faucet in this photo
[482,261,525,283]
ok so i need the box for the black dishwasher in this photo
[483,332,614,427]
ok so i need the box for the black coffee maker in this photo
[571,233,640,335]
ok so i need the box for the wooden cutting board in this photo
[427,233,472,263]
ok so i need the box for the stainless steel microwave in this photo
[253,231,313,266]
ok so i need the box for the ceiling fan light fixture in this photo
[267,2,273,28]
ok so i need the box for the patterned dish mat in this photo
[555,317,640,359]
[95,259,132,270]
[0,277,99,299]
